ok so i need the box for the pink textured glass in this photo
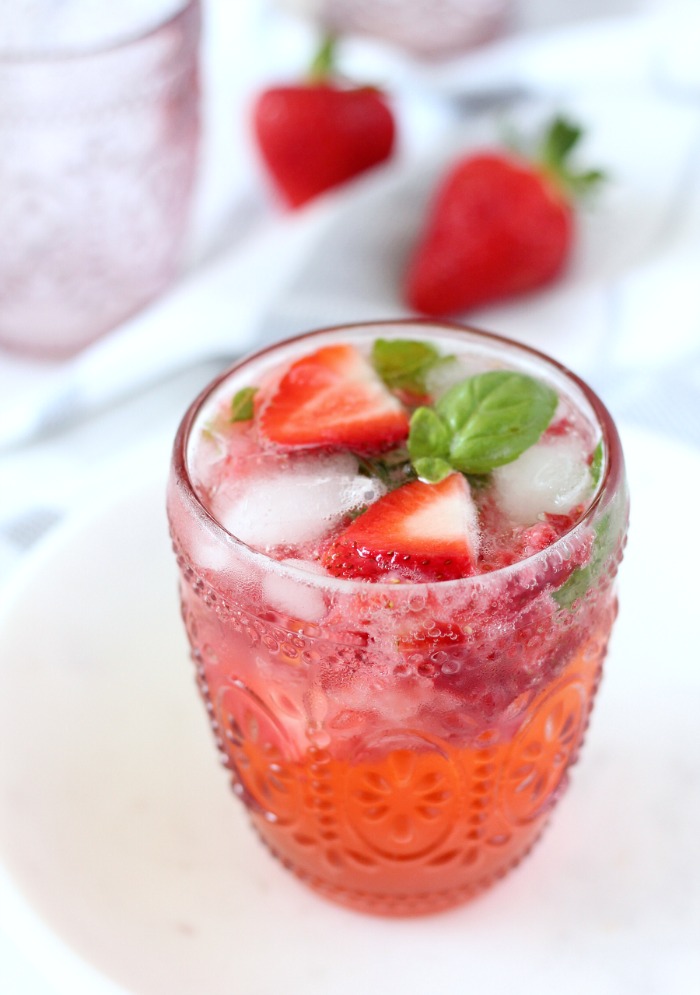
[167,321,628,917]
[0,0,200,359]
[277,0,514,59]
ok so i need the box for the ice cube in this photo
[338,474,387,510]
[190,527,250,580]
[422,357,466,399]
[262,558,328,623]
[424,355,495,399]
[492,437,593,526]
[211,453,379,550]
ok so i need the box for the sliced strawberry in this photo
[323,473,479,582]
[258,343,409,452]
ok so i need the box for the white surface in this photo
[2,1,698,989]
[0,424,698,995]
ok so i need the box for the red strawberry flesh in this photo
[323,473,480,582]
[405,152,573,317]
[259,343,409,452]
[253,84,395,209]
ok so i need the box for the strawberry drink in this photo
[167,321,628,916]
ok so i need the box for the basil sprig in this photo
[408,370,558,482]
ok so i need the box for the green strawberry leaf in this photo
[538,115,606,200]
[541,116,582,164]
[372,338,444,395]
[436,371,558,475]
[308,33,338,82]
[230,386,258,422]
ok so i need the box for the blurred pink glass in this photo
[0,0,201,359]
[278,0,514,59]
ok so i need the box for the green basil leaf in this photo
[354,449,415,491]
[413,457,454,483]
[230,386,258,422]
[590,440,604,486]
[407,406,451,463]
[552,563,593,610]
[554,513,612,609]
[465,473,491,491]
[436,371,558,475]
[372,338,442,394]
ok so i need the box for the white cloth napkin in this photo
[0,206,332,448]
[3,3,698,448]
[2,1,700,546]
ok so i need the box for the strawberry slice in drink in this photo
[323,472,479,582]
[259,343,409,451]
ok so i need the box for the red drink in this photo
[167,321,628,915]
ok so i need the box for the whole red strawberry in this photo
[253,35,395,209]
[404,117,603,317]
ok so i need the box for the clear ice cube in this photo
[211,452,384,550]
[262,558,328,623]
[492,437,593,526]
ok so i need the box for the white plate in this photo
[0,423,698,995]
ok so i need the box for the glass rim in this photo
[170,318,625,594]
[0,0,200,64]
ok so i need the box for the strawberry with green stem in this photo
[405,116,604,317]
[253,34,396,209]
